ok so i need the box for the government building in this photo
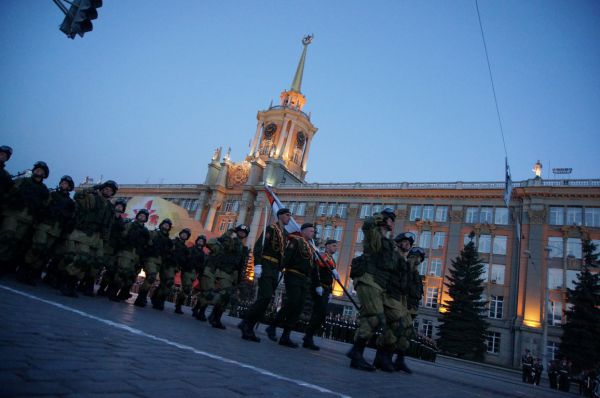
[112,37,600,369]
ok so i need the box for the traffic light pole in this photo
[52,0,68,15]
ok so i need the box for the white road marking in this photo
[0,284,350,398]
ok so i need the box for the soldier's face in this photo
[101,187,115,198]
[114,204,125,214]
[32,168,46,180]
[0,152,8,162]
[236,231,248,240]
[180,232,190,241]
[326,243,338,254]
[196,239,205,247]
[136,213,148,223]
[385,217,394,231]
[400,240,412,252]
[302,227,315,240]
[160,223,171,233]
[59,180,71,191]
[279,213,291,225]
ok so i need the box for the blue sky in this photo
[1,1,598,188]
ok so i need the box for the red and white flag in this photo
[264,185,301,234]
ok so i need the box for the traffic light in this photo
[59,0,103,39]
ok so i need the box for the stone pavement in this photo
[0,279,565,398]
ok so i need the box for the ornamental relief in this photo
[449,210,464,222]
[227,162,250,187]
[527,208,546,225]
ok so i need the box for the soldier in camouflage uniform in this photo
[107,208,150,301]
[59,180,116,297]
[151,228,189,311]
[200,225,249,328]
[239,208,290,342]
[190,235,207,319]
[0,145,14,217]
[19,175,75,285]
[97,198,129,296]
[0,161,50,277]
[134,218,172,307]
[347,208,397,372]
[173,228,193,314]
[266,223,318,348]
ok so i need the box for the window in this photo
[426,287,439,309]
[360,204,371,219]
[493,235,507,255]
[549,207,564,225]
[421,319,433,338]
[429,258,442,277]
[418,259,428,276]
[547,301,562,326]
[480,207,493,224]
[219,220,227,231]
[566,270,580,290]
[480,264,489,283]
[336,204,348,218]
[334,226,343,241]
[585,208,600,227]
[464,234,474,246]
[326,203,337,217]
[486,331,501,354]
[479,235,491,254]
[494,208,509,225]
[419,231,431,249]
[356,229,364,243]
[435,206,448,222]
[296,202,306,216]
[566,238,582,259]
[433,232,446,249]
[323,225,333,239]
[490,264,505,285]
[288,202,298,214]
[422,206,434,221]
[566,207,582,226]
[372,204,383,215]
[465,207,479,223]
[224,200,239,212]
[410,206,422,221]
[548,237,563,258]
[315,224,323,238]
[547,342,560,361]
[547,268,563,289]
[489,295,503,319]
[317,203,327,217]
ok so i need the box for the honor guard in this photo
[238,208,291,342]
[265,223,319,348]
[303,238,340,351]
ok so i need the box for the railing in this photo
[267,105,310,120]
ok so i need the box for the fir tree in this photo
[559,240,600,373]
[437,233,489,361]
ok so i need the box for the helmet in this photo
[394,232,415,245]
[159,218,173,227]
[195,235,206,244]
[136,209,150,219]
[235,224,250,235]
[59,175,75,191]
[0,145,13,160]
[380,208,396,222]
[32,161,50,178]
[114,198,128,210]
[101,180,119,194]
[408,247,426,262]
[179,228,191,239]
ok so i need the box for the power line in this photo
[475,0,508,159]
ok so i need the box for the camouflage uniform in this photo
[151,235,184,311]
[303,250,336,350]
[0,176,49,275]
[134,226,172,307]
[173,236,193,314]
[97,212,129,296]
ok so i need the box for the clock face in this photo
[264,123,277,139]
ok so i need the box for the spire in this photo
[290,34,313,93]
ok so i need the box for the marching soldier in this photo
[302,238,340,351]
[107,208,149,301]
[265,223,318,348]
[533,358,543,386]
[547,359,558,389]
[238,208,291,342]
[151,228,190,310]
[347,208,397,371]
[19,175,75,285]
[134,218,173,307]
[204,225,250,328]
[521,349,534,383]
[173,228,193,314]
[0,161,50,277]
[59,180,117,297]
[97,198,129,296]
[190,235,207,319]
[0,145,14,213]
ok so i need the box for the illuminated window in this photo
[547,342,560,361]
[435,206,448,222]
[315,224,323,238]
[323,225,333,239]
[494,208,509,225]
[486,331,501,354]
[418,259,428,276]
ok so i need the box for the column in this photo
[249,121,262,156]
[247,199,264,246]
[275,119,287,157]
[204,198,222,231]
[301,135,313,171]
[282,120,296,159]
[193,191,208,221]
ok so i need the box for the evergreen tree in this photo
[437,233,489,361]
[559,240,600,373]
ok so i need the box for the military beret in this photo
[301,223,314,230]
[325,239,337,246]
[277,208,291,216]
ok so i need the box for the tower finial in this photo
[290,34,313,93]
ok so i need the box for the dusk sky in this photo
[1,1,599,188]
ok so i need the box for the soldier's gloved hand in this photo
[254,264,262,279]
[331,269,340,281]
[315,286,324,296]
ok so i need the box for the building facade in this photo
[113,37,600,368]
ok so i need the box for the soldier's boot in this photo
[302,333,320,351]
[134,287,149,307]
[265,324,278,342]
[60,275,79,298]
[238,320,261,342]
[394,352,413,374]
[96,278,109,296]
[373,348,395,372]
[118,283,133,301]
[151,290,164,310]
[174,295,185,315]
[193,303,208,321]
[209,306,226,329]
[82,276,96,297]
[348,339,376,372]
[278,328,299,348]
[107,283,121,302]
